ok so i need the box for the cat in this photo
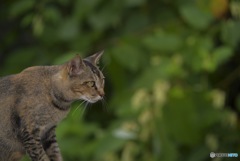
[0,51,105,161]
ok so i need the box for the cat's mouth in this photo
[81,95,102,103]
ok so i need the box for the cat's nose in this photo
[98,90,105,98]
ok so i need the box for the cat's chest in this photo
[36,108,69,137]
[32,107,66,122]
[25,104,69,134]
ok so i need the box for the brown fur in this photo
[0,52,105,161]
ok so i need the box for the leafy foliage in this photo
[1,0,240,161]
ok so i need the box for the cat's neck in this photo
[50,88,72,111]
[50,65,72,111]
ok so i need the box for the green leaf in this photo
[53,52,80,65]
[3,49,36,74]
[187,146,209,161]
[58,19,79,41]
[88,3,122,31]
[221,20,240,48]
[236,95,240,112]
[124,0,146,7]
[180,4,213,29]
[21,14,34,27]
[94,134,126,158]
[111,43,146,71]
[9,0,34,18]
[135,58,184,89]
[212,46,233,67]
[73,0,101,20]
[43,7,61,23]
[143,31,182,52]
[163,89,220,146]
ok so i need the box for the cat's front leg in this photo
[43,126,63,161]
[20,128,50,161]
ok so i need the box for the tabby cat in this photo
[0,51,105,161]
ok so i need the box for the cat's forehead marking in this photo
[83,60,101,78]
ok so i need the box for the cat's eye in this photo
[86,81,95,87]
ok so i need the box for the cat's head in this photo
[58,51,105,103]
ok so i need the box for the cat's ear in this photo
[67,55,85,76]
[85,50,104,66]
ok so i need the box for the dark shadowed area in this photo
[0,0,240,161]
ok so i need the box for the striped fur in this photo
[0,52,104,161]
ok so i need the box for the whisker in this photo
[101,64,107,72]
[71,100,86,117]
[81,102,89,117]
[101,97,109,113]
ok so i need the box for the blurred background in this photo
[1,0,240,161]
